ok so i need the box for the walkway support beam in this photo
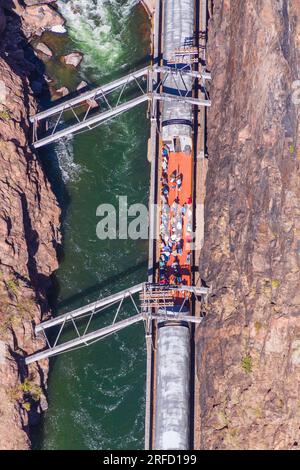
[30,67,150,123]
[33,95,150,148]
[35,283,145,333]
[35,283,208,334]
[26,314,144,365]
[32,94,210,149]
[30,66,210,124]
[156,93,211,107]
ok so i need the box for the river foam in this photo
[57,0,138,77]
[55,136,82,183]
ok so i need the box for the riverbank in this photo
[0,0,61,449]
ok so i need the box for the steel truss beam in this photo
[31,65,211,148]
[30,66,150,124]
[36,283,145,333]
[33,95,149,149]
[25,283,208,365]
[26,314,144,364]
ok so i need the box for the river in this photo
[32,0,151,450]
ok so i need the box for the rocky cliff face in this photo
[197,0,300,450]
[0,1,61,450]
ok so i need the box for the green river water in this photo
[33,0,151,450]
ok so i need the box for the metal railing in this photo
[31,65,211,148]
[25,282,208,364]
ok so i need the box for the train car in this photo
[154,0,196,451]
[154,312,191,450]
[162,0,195,153]
[158,0,195,290]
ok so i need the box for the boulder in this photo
[50,24,66,34]
[21,4,65,36]
[23,0,57,5]
[76,81,88,91]
[86,98,99,109]
[62,52,83,68]
[36,42,53,57]
[77,83,98,107]
[56,86,69,97]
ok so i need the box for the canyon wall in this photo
[197,0,300,450]
[0,1,61,449]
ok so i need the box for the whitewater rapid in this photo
[57,0,139,76]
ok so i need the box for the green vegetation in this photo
[271,279,280,289]
[0,288,35,335]
[254,406,262,419]
[6,278,18,296]
[22,402,31,412]
[19,378,42,402]
[0,109,10,121]
[229,427,238,438]
[254,321,263,334]
[217,410,230,430]
[0,300,17,335]
[241,354,253,374]
[289,144,295,155]
[16,299,35,319]
[261,278,280,299]
[9,377,42,409]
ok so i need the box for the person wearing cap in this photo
[176,174,182,190]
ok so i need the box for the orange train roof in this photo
[158,148,193,293]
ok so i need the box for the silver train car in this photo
[162,0,195,152]
[154,314,191,450]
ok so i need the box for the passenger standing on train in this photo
[162,184,169,196]
[170,170,177,182]
[176,174,182,190]
[161,194,168,204]
[170,170,177,189]
[171,200,178,212]
[176,242,183,255]
[162,158,167,172]
[161,175,168,185]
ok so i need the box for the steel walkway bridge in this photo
[25,283,208,365]
[30,65,211,148]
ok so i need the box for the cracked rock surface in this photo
[0,0,61,450]
[197,0,300,450]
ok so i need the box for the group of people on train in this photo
[158,145,193,286]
